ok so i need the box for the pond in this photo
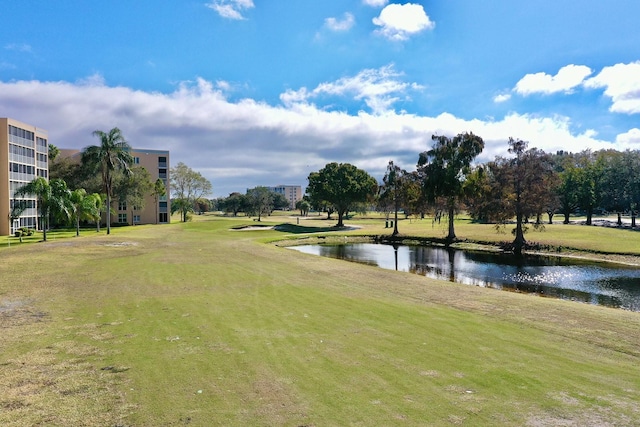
[288,243,640,311]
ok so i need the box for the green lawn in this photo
[1,214,640,426]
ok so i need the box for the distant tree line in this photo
[214,187,291,221]
[269,134,640,256]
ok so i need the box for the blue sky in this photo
[2,1,640,197]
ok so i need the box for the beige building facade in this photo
[268,185,302,210]
[0,118,49,236]
[60,148,171,227]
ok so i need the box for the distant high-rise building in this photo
[268,185,302,210]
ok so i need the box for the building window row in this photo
[10,162,35,175]
[36,136,47,149]
[9,125,35,141]
[9,143,35,158]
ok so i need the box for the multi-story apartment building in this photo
[0,118,49,236]
[59,148,171,226]
[268,185,302,210]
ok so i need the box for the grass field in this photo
[1,214,640,426]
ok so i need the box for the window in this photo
[158,156,167,168]
[134,157,140,164]
[118,201,127,211]
[133,215,140,224]
[118,213,127,223]
[159,213,168,223]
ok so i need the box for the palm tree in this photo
[69,189,101,236]
[81,128,133,235]
[15,177,71,242]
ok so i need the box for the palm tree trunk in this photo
[106,193,112,234]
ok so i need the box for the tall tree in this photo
[221,192,247,216]
[379,161,407,236]
[48,143,60,162]
[307,162,377,227]
[490,138,554,255]
[81,127,133,234]
[245,186,273,221]
[14,177,71,242]
[417,132,484,242]
[574,151,603,226]
[170,162,212,222]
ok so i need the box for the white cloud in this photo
[373,3,435,41]
[363,0,388,7]
[280,64,423,114]
[205,0,254,20]
[325,13,355,32]
[616,128,640,148]
[0,77,615,197]
[4,43,32,53]
[493,93,511,103]
[584,61,640,114]
[515,64,592,96]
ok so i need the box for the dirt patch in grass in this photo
[0,320,135,427]
[0,299,47,328]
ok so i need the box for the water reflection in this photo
[289,243,640,311]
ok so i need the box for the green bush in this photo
[19,227,35,236]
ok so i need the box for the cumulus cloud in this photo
[205,0,254,20]
[493,93,511,103]
[616,128,640,148]
[514,64,592,96]
[373,3,435,41]
[0,76,614,197]
[280,64,423,114]
[584,61,640,114]
[363,0,388,7]
[325,13,355,32]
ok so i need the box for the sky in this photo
[2,1,640,198]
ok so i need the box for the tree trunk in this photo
[336,210,345,227]
[446,202,456,242]
[617,212,622,226]
[42,212,48,242]
[392,198,399,236]
[512,199,526,256]
[586,208,593,226]
[106,194,111,234]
